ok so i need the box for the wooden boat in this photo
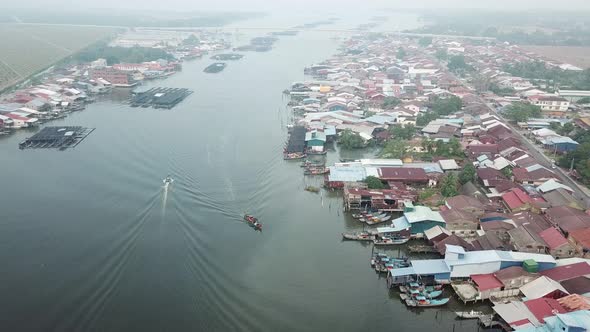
[342,231,375,241]
[304,186,320,193]
[373,237,410,246]
[304,166,329,175]
[405,296,450,307]
[364,214,392,225]
[243,214,262,231]
[283,152,306,160]
[455,310,483,319]
[409,289,443,299]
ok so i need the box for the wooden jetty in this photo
[130,87,193,109]
[407,244,438,253]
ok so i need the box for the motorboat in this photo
[455,310,483,319]
[163,175,174,185]
[243,214,262,231]
[342,231,375,241]
[373,236,410,246]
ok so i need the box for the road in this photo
[441,66,590,208]
[484,103,590,207]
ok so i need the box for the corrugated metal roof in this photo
[520,276,569,300]
[327,166,366,182]
[411,259,450,275]
[405,206,445,224]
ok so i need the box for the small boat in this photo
[405,296,450,307]
[373,237,410,246]
[455,310,484,319]
[204,62,227,73]
[304,185,320,193]
[409,289,443,299]
[283,152,306,160]
[243,214,262,231]
[163,175,174,185]
[342,231,375,241]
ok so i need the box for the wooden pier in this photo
[407,244,438,253]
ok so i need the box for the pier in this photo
[130,87,193,109]
[19,126,95,150]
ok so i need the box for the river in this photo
[0,12,487,331]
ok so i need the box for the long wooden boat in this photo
[283,152,306,160]
[405,296,450,307]
[409,289,443,299]
[455,310,484,319]
[342,231,375,241]
[373,237,410,246]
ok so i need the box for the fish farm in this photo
[130,87,193,109]
[19,126,95,150]
[210,54,244,60]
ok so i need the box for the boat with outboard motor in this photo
[243,214,263,231]
[163,175,174,185]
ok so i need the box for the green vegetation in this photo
[396,48,407,60]
[503,102,542,122]
[389,124,416,140]
[0,24,118,90]
[577,97,590,104]
[422,138,463,159]
[459,163,476,184]
[503,61,590,90]
[364,176,385,189]
[382,96,401,109]
[549,122,575,136]
[447,55,473,75]
[418,37,433,47]
[418,187,438,201]
[183,35,200,46]
[338,129,365,149]
[501,166,513,179]
[416,96,463,127]
[490,83,516,97]
[406,12,590,46]
[380,139,408,159]
[75,42,174,65]
[435,49,448,61]
[440,173,460,198]
[559,130,590,184]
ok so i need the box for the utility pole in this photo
[570,157,575,173]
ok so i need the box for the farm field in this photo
[522,45,590,69]
[0,24,119,91]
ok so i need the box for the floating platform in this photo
[19,126,95,150]
[130,87,193,109]
[204,62,227,73]
[210,54,243,61]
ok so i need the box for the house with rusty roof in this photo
[545,206,590,234]
[539,227,576,258]
[494,266,539,289]
[540,262,590,283]
[568,228,590,258]
[445,195,486,216]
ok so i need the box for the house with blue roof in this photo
[514,310,590,332]
[402,202,445,236]
[386,244,556,287]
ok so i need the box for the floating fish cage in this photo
[19,126,95,150]
[130,87,193,109]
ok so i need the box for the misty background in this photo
[1,0,590,12]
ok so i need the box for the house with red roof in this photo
[502,188,535,212]
[513,167,558,186]
[377,167,429,184]
[523,297,567,323]
[568,228,590,258]
[540,262,590,282]
[470,273,504,300]
[545,206,590,234]
[538,228,576,258]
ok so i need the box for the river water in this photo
[0,12,486,332]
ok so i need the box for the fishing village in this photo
[0,27,302,147]
[282,32,590,330]
[2,12,590,330]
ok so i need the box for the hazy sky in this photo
[2,0,590,11]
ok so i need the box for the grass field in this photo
[0,24,119,91]
[522,45,590,69]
